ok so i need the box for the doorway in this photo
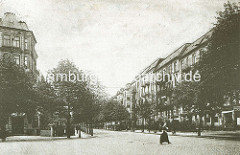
[11,116,24,134]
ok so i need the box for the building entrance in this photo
[12,116,24,134]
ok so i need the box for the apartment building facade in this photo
[117,29,240,130]
[0,12,40,135]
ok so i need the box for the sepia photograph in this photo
[0,0,239,154]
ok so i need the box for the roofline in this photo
[164,43,191,60]
[0,25,37,43]
[139,57,164,75]
[179,29,213,59]
[154,43,191,72]
[179,42,207,59]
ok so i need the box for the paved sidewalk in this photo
[5,130,239,142]
[130,129,240,140]
[3,132,92,142]
[1,129,240,155]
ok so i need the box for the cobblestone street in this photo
[1,129,240,155]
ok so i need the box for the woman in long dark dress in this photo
[160,130,170,144]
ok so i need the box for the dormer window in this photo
[3,35,10,46]
[13,37,20,47]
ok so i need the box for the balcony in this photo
[0,46,23,53]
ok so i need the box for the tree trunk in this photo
[198,113,202,136]
[66,96,71,139]
[142,118,145,132]
[86,124,89,134]
[131,118,135,132]
[90,123,93,136]
[0,125,7,142]
[148,118,151,133]
[78,130,81,138]
[66,112,71,139]
[210,113,215,130]
[50,125,54,137]
[171,109,174,121]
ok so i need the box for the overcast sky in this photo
[0,0,238,96]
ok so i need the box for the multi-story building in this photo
[152,30,214,129]
[176,30,212,128]
[116,88,124,105]
[117,28,240,130]
[0,12,38,74]
[0,12,39,135]
[119,58,163,129]
[154,43,191,124]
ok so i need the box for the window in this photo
[25,39,28,49]
[24,56,28,67]
[13,37,20,47]
[173,61,177,72]
[3,35,10,46]
[192,54,196,64]
[188,54,192,66]
[185,57,188,66]
[168,65,172,74]
[195,51,200,62]
[181,60,184,69]
[14,55,20,65]
[157,71,162,82]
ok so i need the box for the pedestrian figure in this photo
[160,130,170,144]
[162,122,168,131]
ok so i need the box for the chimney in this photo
[4,12,17,23]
